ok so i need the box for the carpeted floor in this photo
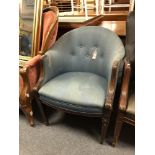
[19,110,135,155]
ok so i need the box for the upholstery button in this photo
[71,51,75,56]
[79,44,83,48]
[100,53,103,57]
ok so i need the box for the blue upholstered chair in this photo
[33,26,125,143]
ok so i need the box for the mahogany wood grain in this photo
[112,58,135,147]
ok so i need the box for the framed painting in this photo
[19,0,43,59]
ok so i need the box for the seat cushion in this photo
[126,93,135,115]
[39,72,108,114]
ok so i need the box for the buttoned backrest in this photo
[42,26,125,85]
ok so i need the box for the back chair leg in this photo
[112,112,123,146]
[100,111,111,144]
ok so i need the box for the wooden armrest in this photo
[20,55,43,94]
[104,61,120,110]
[119,58,131,111]
[25,55,42,69]
[19,67,30,99]
[32,55,45,92]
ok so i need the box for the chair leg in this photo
[34,92,49,125]
[19,94,34,127]
[37,101,49,126]
[112,112,123,147]
[20,105,34,127]
[100,111,111,144]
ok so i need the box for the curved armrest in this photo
[21,55,42,92]
[32,55,45,92]
[25,55,42,69]
[119,58,131,111]
[19,67,30,101]
[104,61,120,110]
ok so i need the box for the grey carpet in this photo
[19,110,135,155]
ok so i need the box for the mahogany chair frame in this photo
[20,67,34,126]
[19,6,59,126]
[112,58,135,146]
[19,56,42,126]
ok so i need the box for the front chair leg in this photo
[100,111,111,144]
[20,105,34,127]
[34,92,49,125]
[112,112,123,147]
[37,101,49,126]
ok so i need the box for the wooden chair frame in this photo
[19,6,59,126]
[20,67,34,126]
[112,58,135,146]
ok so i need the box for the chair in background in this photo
[19,55,41,126]
[33,26,125,143]
[40,6,59,54]
[112,11,135,146]
[19,6,59,126]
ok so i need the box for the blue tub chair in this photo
[33,26,125,143]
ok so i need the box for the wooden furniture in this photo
[58,14,127,38]
[112,11,135,146]
[19,0,44,57]
[33,26,125,143]
[40,6,59,54]
[112,58,135,146]
[58,15,104,38]
[100,20,126,36]
[19,65,34,126]
[19,6,59,126]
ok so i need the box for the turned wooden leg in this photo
[100,111,111,144]
[112,112,123,147]
[28,110,34,126]
[19,68,35,126]
[20,92,35,127]
[34,92,49,125]
[20,104,34,127]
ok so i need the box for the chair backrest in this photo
[125,11,135,80]
[42,26,125,85]
[40,6,59,54]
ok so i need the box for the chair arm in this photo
[104,61,120,110]
[25,55,42,69]
[32,55,45,92]
[21,55,42,91]
[19,67,30,100]
[119,58,131,111]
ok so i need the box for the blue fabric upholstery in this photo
[38,26,125,114]
[39,72,107,113]
[41,26,125,86]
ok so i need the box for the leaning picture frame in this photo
[19,0,34,18]
[19,0,43,59]
[25,0,34,6]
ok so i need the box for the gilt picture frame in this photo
[19,0,43,59]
